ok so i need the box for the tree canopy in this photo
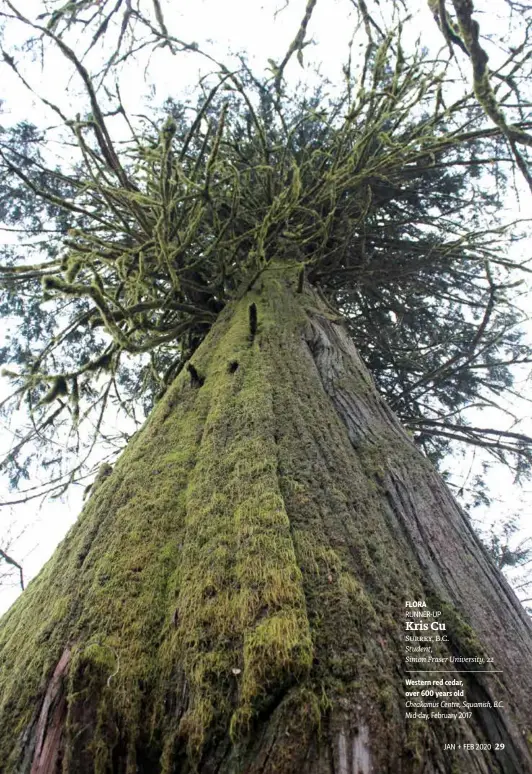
[0,0,532,510]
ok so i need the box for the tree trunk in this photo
[1,264,531,774]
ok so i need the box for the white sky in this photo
[0,0,531,613]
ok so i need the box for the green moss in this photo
[50,595,71,622]
[0,304,223,767]
[0,264,518,771]
[427,595,487,660]
[358,439,387,479]
[167,279,313,759]
[292,529,342,575]
[377,683,395,713]
[404,718,428,765]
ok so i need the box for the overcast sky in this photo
[0,0,531,614]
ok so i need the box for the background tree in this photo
[0,0,531,771]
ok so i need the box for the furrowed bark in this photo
[0,264,530,773]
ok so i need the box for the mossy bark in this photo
[1,264,531,773]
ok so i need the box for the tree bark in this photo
[0,263,531,773]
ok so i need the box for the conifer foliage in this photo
[1,3,532,772]
[0,1,531,500]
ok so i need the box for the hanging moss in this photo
[39,375,69,404]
